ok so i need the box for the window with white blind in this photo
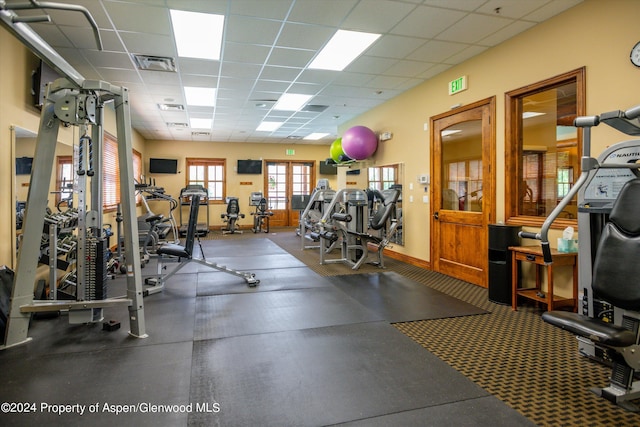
[103,132,142,211]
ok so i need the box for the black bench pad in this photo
[541,311,636,347]
[157,243,190,258]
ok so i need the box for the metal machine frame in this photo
[522,104,640,409]
[1,2,147,348]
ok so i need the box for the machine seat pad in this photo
[156,243,191,259]
[541,311,637,347]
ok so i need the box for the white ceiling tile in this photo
[342,0,417,33]
[103,1,171,35]
[288,0,358,26]
[366,35,428,59]
[437,14,514,44]
[118,32,176,57]
[221,62,263,80]
[177,58,219,76]
[384,60,436,78]
[277,22,335,50]
[346,56,397,74]
[443,45,489,65]
[523,0,583,22]
[476,0,549,19]
[225,16,282,45]
[97,68,143,84]
[229,0,294,20]
[82,50,135,69]
[479,20,536,47]
[391,5,467,39]
[421,0,486,12]
[223,42,271,65]
[259,65,303,82]
[267,47,316,68]
[407,40,469,63]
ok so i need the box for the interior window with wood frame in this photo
[505,68,585,228]
[185,158,225,202]
[103,132,142,211]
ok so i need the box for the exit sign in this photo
[286,148,295,155]
[448,75,467,95]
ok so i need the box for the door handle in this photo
[433,211,439,220]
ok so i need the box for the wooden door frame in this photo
[430,97,496,286]
[263,159,316,227]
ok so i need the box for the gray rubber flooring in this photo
[0,237,532,426]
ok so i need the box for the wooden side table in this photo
[509,245,578,312]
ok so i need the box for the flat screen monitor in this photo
[319,160,337,175]
[16,157,33,175]
[149,158,178,174]
[237,159,262,174]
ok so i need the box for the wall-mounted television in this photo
[319,160,337,175]
[149,158,178,174]
[32,60,61,108]
[237,159,262,174]
[16,157,33,175]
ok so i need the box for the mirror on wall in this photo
[365,162,404,246]
[11,125,74,267]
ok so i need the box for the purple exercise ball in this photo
[342,126,378,160]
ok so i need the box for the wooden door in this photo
[431,98,495,287]
[265,161,314,227]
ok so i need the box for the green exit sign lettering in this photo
[286,148,295,155]
[448,75,467,95]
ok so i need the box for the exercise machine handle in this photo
[518,231,538,240]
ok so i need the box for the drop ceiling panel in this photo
[437,14,513,44]
[4,0,583,144]
[288,0,358,26]
[391,5,467,39]
[342,0,416,33]
[103,2,171,35]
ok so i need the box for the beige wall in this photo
[338,0,640,266]
[2,0,639,290]
[143,139,333,225]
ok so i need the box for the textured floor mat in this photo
[327,271,487,322]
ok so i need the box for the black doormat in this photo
[327,271,488,323]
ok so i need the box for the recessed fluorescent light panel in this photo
[184,87,216,107]
[257,122,283,132]
[309,29,381,71]
[304,133,329,140]
[170,10,224,60]
[273,94,313,111]
[190,118,212,129]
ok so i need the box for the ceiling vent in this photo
[301,104,329,113]
[167,122,189,128]
[158,103,184,111]
[133,54,177,72]
[192,131,210,136]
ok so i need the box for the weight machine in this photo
[298,179,335,250]
[221,197,245,235]
[317,188,401,270]
[249,192,273,233]
[0,1,147,348]
[522,104,640,410]
[145,195,259,295]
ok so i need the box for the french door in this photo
[265,160,314,227]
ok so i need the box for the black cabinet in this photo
[488,224,521,305]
